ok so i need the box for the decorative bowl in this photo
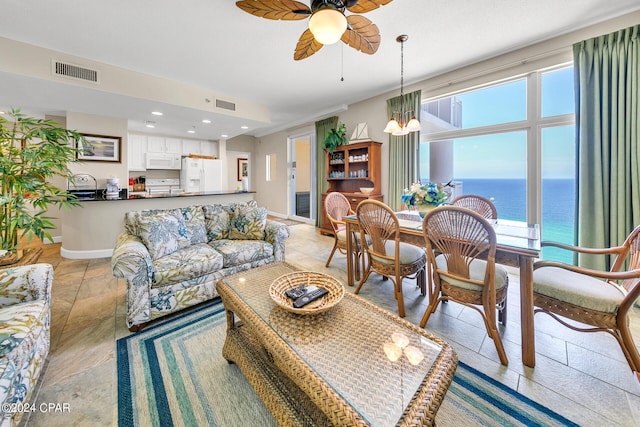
[269,271,345,315]
[360,187,374,194]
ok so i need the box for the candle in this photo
[404,345,424,366]
[383,342,402,362]
[391,332,410,349]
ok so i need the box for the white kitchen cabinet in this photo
[199,141,216,157]
[182,139,201,156]
[147,136,181,154]
[128,134,147,171]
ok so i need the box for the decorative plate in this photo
[269,271,345,315]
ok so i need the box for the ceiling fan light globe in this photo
[309,9,347,45]
[406,117,422,132]
[384,118,401,133]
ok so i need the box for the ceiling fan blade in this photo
[294,29,324,60]
[236,0,310,20]
[346,0,393,14]
[341,15,380,55]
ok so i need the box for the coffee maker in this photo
[105,177,120,200]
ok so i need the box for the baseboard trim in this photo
[267,211,287,219]
[60,246,113,260]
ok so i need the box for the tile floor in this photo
[20,223,640,426]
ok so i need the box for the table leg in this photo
[345,222,354,287]
[519,255,536,367]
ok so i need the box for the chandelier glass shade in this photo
[384,34,422,136]
[309,9,347,45]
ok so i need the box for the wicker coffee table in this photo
[216,262,458,426]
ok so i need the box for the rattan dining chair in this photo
[355,200,426,318]
[421,205,509,365]
[451,194,497,219]
[324,192,365,280]
[533,225,640,373]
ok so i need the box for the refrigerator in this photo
[180,157,223,192]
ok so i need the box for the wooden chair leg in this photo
[618,324,640,372]
[395,273,405,318]
[325,241,338,268]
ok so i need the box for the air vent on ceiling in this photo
[215,99,236,111]
[51,60,100,83]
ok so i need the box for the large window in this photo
[421,66,575,262]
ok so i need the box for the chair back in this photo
[325,192,353,234]
[356,200,399,262]
[451,194,497,219]
[422,205,497,286]
[611,225,640,296]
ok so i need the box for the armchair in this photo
[533,225,640,373]
[0,263,53,426]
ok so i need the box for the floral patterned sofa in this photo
[0,263,52,427]
[111,201,289,331]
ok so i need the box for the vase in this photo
[416,204,436,218]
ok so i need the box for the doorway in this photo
[288,132,315,223]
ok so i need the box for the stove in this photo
[144,178,183,194]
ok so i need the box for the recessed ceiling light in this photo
[145,120,155,128]
[151,111,163,116]
[146,124,155,128]
[221,134,229,138]
[187,129,196,134]
[202,119,211,124]
[241,125,249,129]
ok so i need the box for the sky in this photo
[421,66,575,179]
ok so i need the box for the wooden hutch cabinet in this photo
[320,141,383,235]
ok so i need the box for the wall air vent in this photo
[51,60,100,83]
[215,99,236,111]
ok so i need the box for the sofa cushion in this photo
[138,212,191,260]
[203,204,232,241]
[209,239,274,268]
[0,300,47,382]
[151,243,224,288]
[229,205,268,240]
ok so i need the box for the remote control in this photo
[293,287,329,308]
[285,285,310,300]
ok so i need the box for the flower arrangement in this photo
[401,182,450,208]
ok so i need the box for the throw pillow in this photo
[137,212,190,260]
[229,205,267,240]
[176,206,207,245]
[203,204,231,241]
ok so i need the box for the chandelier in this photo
[384,34,422,136]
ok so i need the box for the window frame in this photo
[420,64,575,225]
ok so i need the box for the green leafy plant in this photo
[0,109,84,252]
[324,122,347,153]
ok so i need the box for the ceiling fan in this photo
[236,0,394,60]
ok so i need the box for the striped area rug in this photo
[117,299,578,426]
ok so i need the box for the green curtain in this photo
[315,116,338,227]
[387,90,421,211]
[573,25,640,269]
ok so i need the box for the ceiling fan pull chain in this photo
[341,43,345,82]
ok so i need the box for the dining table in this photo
[344,210,541,368]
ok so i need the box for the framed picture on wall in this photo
[77,134,121,162]
[237,158,248,181]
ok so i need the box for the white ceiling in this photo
[1,0,639,140]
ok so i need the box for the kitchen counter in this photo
[59,191,255,259]
[69,189,253,201]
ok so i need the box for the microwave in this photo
[146,153,181,170]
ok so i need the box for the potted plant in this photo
[323,122,347,153]
[0,109,84,255]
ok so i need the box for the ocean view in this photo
[455,178,576,263]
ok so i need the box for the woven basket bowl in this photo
[269,271,345,315]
